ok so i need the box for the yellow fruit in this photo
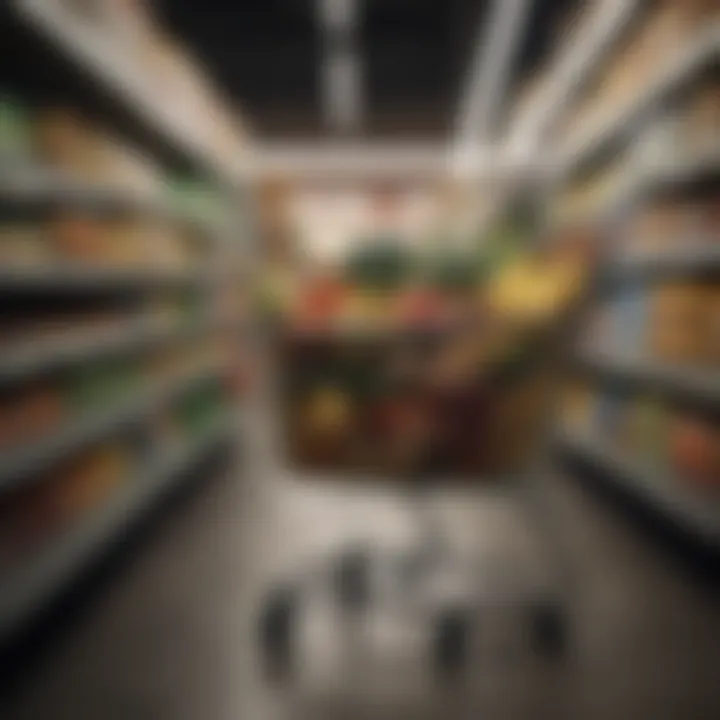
[304,388,353,434]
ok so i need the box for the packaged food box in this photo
[620,396,669,468]
[669,412,720,491]
[0,221,49,267]
[0,383,65,451]
[50,213,111,264]
[650,282,714,364]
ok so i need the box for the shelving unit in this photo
[481,0,645,240]
[0,166,223,236]
[14,0,248,190]
[0,265,207,292]
[605,246,720,284]
[0,316,226,385]
[559,432,720,552]
[579,354,720,415]
[0,1,248,647]
[545,4,720,553]
[0,364,223,494]
[558,22,720,178]
[0,416,234,644]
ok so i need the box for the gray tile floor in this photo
[2,405,719,720]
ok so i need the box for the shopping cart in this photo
[257,261,589,686]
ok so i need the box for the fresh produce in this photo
[294,276,348,327]
[343,239,415,292]
[302,386,354,437]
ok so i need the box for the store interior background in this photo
[1,1,719,718]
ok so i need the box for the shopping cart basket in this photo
[258,256,591,685]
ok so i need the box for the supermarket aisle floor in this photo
[2,408,720,720]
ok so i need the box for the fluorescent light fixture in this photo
[318,0,357,32]
[455,0,532,147]
[323,51,362,132]
[316,0,362,132]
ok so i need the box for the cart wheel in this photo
[258,584,297,681]
[334,546,373,614]
[431,607,472,682]
[529,600,568,658]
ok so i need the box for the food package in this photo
[0,93,33,160]
[0,383,65,451]
[51,443,130,523]
[627,201,687,255]
[604,288,649,359]
[669,413,720,491]
[35,108,107,179]
[105,220,147,268]
[50,213,111,264]
[594,393,627,442]
[650,282,714,364]
[685,79,720,155]
[619,397,669,467]
[562,382,595,434]
[705,283,720,365]
[0,221,49,267]
[142,224,191,270]
[67,359,140,411]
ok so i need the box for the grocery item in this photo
[52,443,131,522]
[562,382,596,434]
[627,200,690,256]
[294,276,348,329]
[66,359,141,412]
[0,92,33,160]
[603,288,649,360]
[0,440,131,568]
[392,286,447,328]
[619,396,669,468]
[669,413,720,490]
[0,383,65,451]
[50,212,111,264]
[175,381,225,436]
[650,281,715,365]
[0,218,49,267]
[486,249,587,326]
[594,392,628,442]
[34,107,98,177]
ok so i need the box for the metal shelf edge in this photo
[578,355,720,409]
[0,367,221,493]
[560,433,720,548]
[0,421,233,642]
[560,24,720,176]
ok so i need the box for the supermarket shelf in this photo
[579,354,720,413]
[0,265,206,293]
[510,0,641,153]
[547,150,720,238]
[605,246,720,284]
[646,151,720,193]
[0,168,222,236]
[560,432,720,551]
[559,23,720,177]
[0,418,233,644]
[0,367,221,494]
[0,319,221,386]
[11,0,246,189]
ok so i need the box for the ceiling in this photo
[156,0,582,142]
